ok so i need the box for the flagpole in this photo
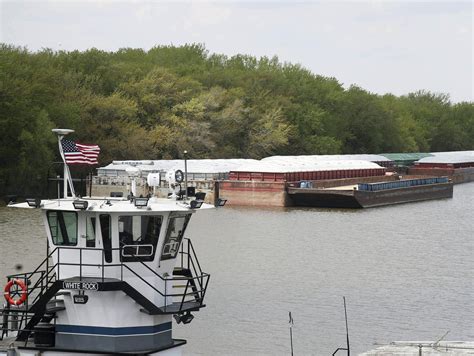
[52,129,76,198]
[289,311,294,356]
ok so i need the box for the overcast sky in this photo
[1,0,472,102]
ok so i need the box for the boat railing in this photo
[3,238,209,315]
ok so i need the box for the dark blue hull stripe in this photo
[55,322,172,336]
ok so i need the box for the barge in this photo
[287,177,453,208]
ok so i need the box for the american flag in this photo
[61,139,100,165]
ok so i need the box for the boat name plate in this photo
[62,281,99,291]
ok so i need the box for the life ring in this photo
[175,170,184,183]
[4,279,27,306]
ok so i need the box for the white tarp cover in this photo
[417,151,474,164]
[232,159,383,173]
[98,159,259,175]
[263,154,392,163]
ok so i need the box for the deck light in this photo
[190,200,203,209]
[134,197,149,208]
[174,312,194,324]
[26,198,41,208]
[73,200,88,210]
[217,198,227,207]
[195,192,206,201]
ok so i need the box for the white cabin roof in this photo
[9,197,215,213]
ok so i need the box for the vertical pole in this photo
[343,296,350,356]
[56,134,76,198]
[57,176,60,205]
[63,161,68,198]
[187,239,190,270]
[184,150,188,200]
[58,248,60,280]
[289,311,294,356]
[290,326,293,356]
[79,248,82,280]
[165,278,167,308]
[89,171,93,197]
[46,240,49,290]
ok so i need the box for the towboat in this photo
[0,129,222,356]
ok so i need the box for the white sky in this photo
[1,0,472,102]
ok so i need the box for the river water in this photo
[1,183,473,355]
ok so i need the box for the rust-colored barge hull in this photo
[287,182,454,208]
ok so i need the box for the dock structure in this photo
[360,341,474,355]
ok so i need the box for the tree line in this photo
[0,43,472,196]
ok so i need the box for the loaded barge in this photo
[219,157,455,208]
[287,177,453,208]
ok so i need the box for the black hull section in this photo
[288,182,454,209]
[289,191,362,208]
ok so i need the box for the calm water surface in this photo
[1,183,473,355]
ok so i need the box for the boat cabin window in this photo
[119,215,163,262]
[160,214,191,261]
[86,217,96,247]
[100,215,112,263]
[47,211,78,246]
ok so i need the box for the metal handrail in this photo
[5,240,209,315]
[186,239,203,275]
[2,237,210,340]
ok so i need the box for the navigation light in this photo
[73,200,89,210]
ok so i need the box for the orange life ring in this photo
[4,279,27,306]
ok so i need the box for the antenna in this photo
[331,296,350,356]
[289,311,294,356]
[183,150,188,200]
[344,296,350,356]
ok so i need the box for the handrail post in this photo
[201,275,210,305]
[180,281,189,311]
[102,249,104,282]
[46,241,49,288]
[164,278,167,312]
[40,271,44,300]
[79,248,82,280]
[58,248,60,280]
[121,258,123,281]
[187,239,190,270]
